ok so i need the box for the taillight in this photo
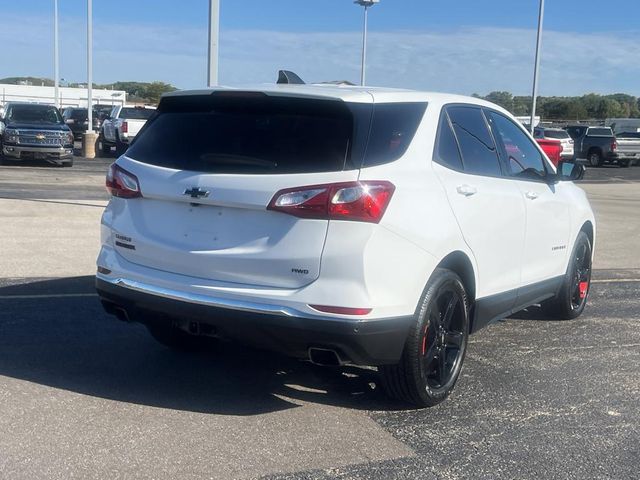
[121,121,128,133]
[267,181,395,223]
[106,163,142,198]
[611,140,617,151]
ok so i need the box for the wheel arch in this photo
[436,251,477,304]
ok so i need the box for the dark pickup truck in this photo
[565,125,620,167]
[0,102,74,167]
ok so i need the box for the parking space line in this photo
[0,293,98,300]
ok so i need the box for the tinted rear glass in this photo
[362,103,427,167]
[587,128,613,136]
[120,108,155,120]
[127,95,360,174]
[70,109,88,120]
[543,129,570,139]
[617,132,640,138]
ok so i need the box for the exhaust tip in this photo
[308,347,343,367]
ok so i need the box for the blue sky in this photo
[2,0,640,96]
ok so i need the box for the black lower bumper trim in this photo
[96,278,414,366]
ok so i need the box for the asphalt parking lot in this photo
[0,159,638,479]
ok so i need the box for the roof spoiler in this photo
[277,70,305,85]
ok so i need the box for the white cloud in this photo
[1,12,640,96]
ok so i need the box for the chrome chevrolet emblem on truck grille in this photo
[183,187,210,199]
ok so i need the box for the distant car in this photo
[96,84,595,408]
[534,127,574,160]
[0,102,74,166]
[565,126,619,167]
[614,132,640,167]
[100,105,156,156]
[62,107,101,140]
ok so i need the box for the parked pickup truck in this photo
[0,102,74,166]
[614,132,640,167]
[535,138,563,167]
[100,105,156,156]
[565,125,619,167]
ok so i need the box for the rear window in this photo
[362,103,427,167]
[543,129,570,140]
[127,94,426,174]
[617,132,640,138]
[120,107,155,120]
[70,109,88,120]
[587,127,613,137]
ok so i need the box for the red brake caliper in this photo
[421,325,428,356]
[579,281,588,299]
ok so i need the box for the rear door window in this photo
[127,95,363,174]
[446,106,501,176]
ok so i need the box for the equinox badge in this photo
[183,187,210,199]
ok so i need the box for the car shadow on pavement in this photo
[0,276,404,415]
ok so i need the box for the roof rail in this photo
[277,70,305,85]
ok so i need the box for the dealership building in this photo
[0,83,127,109]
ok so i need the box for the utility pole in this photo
[87,0,93,132]
[54,0,59,107]
[354,0,379,86]
[530,0,545,133]
[207,0,220,87]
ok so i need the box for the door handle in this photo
[525,191,539,200]
[456,184,477,197]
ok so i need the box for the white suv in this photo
[96,83,595,407]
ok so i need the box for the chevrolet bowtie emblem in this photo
[35,133,46,140]
[183,187,210,199]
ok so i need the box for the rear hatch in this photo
[110,92,370,289]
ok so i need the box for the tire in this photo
[100,134,112,156]
[379,268,470,407]
[619,159,630,168]
[146,321,214,352]
[587,150,602,167]
[542,231,592,320]
[115,134,127,156]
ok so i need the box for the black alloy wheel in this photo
[419,285,466,393]
[380,268,469,407]
[542,231,592,320]
[569,239,592,312]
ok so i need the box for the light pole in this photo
[87,0,93,132]
[529,0,544,133]
[53,0,59,107]
[207,0,220,87]
[354,0,379,86]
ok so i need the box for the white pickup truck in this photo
[615,132,640,167]
[100,105,156,155]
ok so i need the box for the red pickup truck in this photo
[535,138,563,167]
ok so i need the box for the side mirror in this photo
[557,161,585,181]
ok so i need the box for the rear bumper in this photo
[2,144,73,160]
[96,277,414,366]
